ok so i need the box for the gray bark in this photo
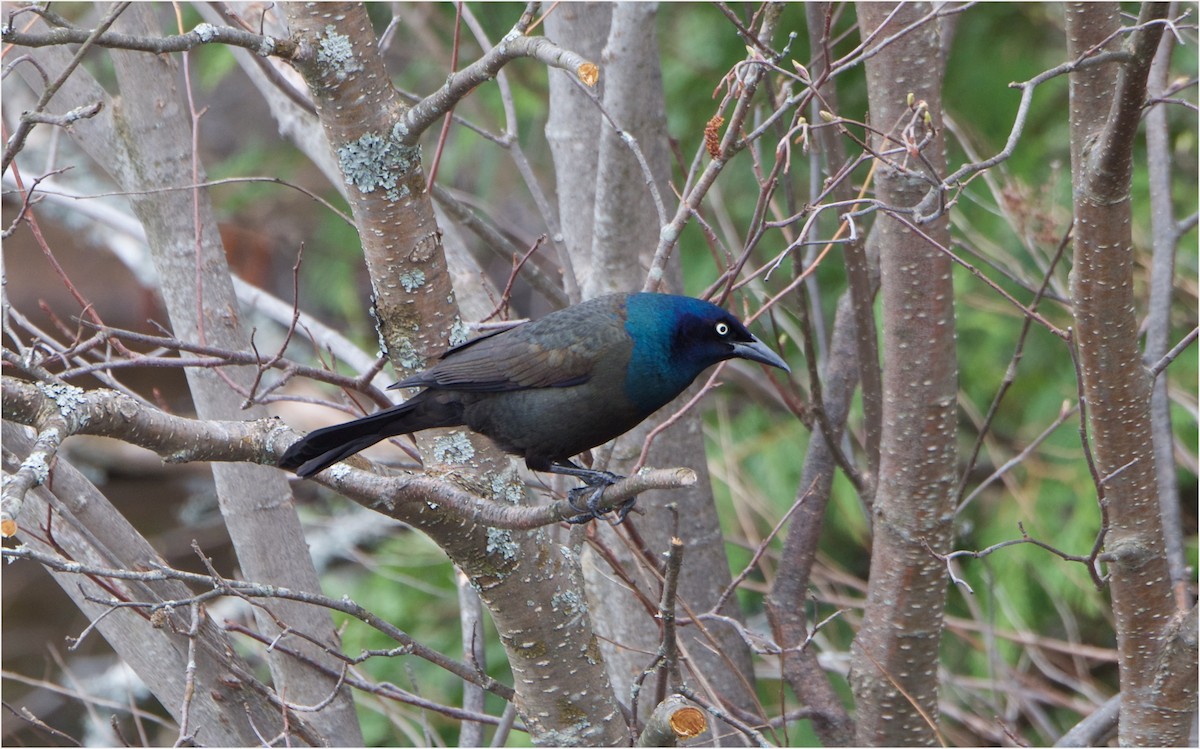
[849,4,957,745]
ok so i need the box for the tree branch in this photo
[0,18,295,58]
[398,32,597,145]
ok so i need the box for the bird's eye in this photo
[715,322,730,337]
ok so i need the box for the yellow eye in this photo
[715,322,730,336]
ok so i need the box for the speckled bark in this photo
[382,499,626,747]
[1064,4,1194,745]
[283,3,460,372]
[848,4,957,746]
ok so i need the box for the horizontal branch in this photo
[1,20,295,59]
[1,377,697,531]
[928,518,1107,593]
[335,464,697,529]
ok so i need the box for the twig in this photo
[224,622,512,728]
[1149,325,1198,378]
[2,1,129,174]
[958,400,1079,516]
[632,367,724,473]
[0,16,296,57]
[957,225,1073,504]
[2,704,83,747]
[890,212,1070,339]
[713,478,816,614]
[429,184,568,308]
[657,538,685,695]
[481,236,548,323]
[3,544,516,701]
[1066,331,1110,590]
[942,50,1130,189]
[173,602,202,747]
[425,1,465,193]
[10,177,354,227]
[0,669,170,729]
[644,3,784,290]
[928,517,1108,595]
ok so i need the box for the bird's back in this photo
[397,294,634,393]
[419,294,647,467]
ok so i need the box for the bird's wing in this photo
[392,296,630,393]
[393,329,606,392]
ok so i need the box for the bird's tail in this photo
[279,392,462,478]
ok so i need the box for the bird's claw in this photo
[564,475,638,525]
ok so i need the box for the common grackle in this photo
[279,292,789,522]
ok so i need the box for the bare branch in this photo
[0,18,295,58]
[399,33,596,145]
[3,543,516,701]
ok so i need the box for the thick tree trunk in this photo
[849,4,957,745]
[1064,4,1195,744]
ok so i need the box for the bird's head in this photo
[623,293,790,413]
[666,299,791,374]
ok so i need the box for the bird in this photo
[279,292,790,522]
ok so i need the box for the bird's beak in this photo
[731,335,791,373]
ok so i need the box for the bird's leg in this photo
[546,461,636,524]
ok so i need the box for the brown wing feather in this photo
[392,294,631,393]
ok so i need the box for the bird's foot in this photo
[564,473,637,525]
[544,462,636,524]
